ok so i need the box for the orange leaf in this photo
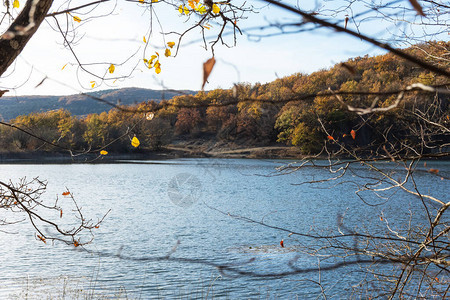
[428,168,439,174]
[350,129,356,140]
[37,235,46,244]
[327,135,335,141]
[202,57,216,90]
[60,210,63,218]
[380,216,383,221]
[62,191,70,196]
[74,241,80,247]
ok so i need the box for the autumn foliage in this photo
[0,42,448,156]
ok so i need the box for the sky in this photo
[0,0,441,96]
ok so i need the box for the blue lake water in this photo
[0,158,448,298]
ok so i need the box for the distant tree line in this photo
[1,42,448,156]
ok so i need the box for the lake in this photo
[0,158,448,298]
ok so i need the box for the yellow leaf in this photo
[131,136,140,148]
[143,36,147,43]
[108,64,115,74]
[196,4,206,14]
[164,48,171,57]
[152,0,158,2]
[212,4,220,14]
[184,6,190,15]
[90,81,96,88]
[154,61,161,74]
[73,16,81,23]
[167,41,175,48]
[13,0,19,8]
[61,63,68,70]
[178,5,183,14]
[100,150,108,155]
[139,0,144,2]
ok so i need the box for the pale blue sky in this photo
[0,0,444,96]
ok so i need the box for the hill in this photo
[0,88,196,120]
[0,42,448,158]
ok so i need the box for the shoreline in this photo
[0,145,447,164]
[0,145,305,164]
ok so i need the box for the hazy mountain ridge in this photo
[0,87,195,120]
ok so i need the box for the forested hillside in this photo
[1,42,448,157]
[0,88,195,120]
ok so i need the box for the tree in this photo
[0,0,449,298]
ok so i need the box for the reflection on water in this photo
[0,159,448,298]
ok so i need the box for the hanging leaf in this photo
[73,16,82,23]
[327,135,335,141]
[350,129,356,140]
[100,150,108,155]
[154,61,161,74]
[90,81,96,88]
[0,90,9,98]
[13,0,19,8]
[108,64,115,74]
[61,63,68,70]
[73,240,80,247]
[143,36,147,43]
[212,4,220,14]
[167,41,175,48]
[60,209,63,218]
[178,5,183,14]
[202,57,216,90]
[196,4,206,14]
[408,0,425,16]
[344,16,349,29]
[62,191,70,196]
[131,136,140,148]
[428,168,439,174]
[164,48,171,57]
[340,62,356,74]
[37,235,46,244]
